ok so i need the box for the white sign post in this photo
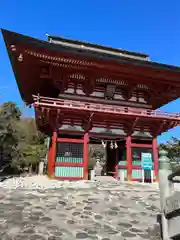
[150,170,154,183]
[141,169,145,183]
[141,153,153,183]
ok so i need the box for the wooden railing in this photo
[33,95,180,120]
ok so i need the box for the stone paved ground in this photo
[0,179,161,240]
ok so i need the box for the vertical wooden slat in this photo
[54,166,83,177]
[47,140,53,177]
[83,133,89,180]
[126,136,132,181]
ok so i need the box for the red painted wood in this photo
[34,100,179,136]
[57,138,84,143]
[52,131,57,177]
[55,162,84,167]
[13,41,180,113]
[33,96,180,121]
[54,177,83,181]
[53,136,85,180]
[58,130,141,140]
[126,136,132,181]
[26,48,180,85]
[130,143,152,148]
[83,133,89,180]
[152,138,158,181]
[132,165,142,169]
[118,165,127,169]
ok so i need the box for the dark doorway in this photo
[106,143,117,177]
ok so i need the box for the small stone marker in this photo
[94,159,102,176]
[158,149,173,239]
[38,161,44,175]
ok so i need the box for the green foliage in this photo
[88,147,97,170]
[0,102,47,173]
[0,102,21,120]
[159,137,180,167]
[0,102,21,171]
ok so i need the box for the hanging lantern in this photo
[114,141,118,149]
[110,141,114,149]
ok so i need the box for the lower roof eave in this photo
[33,102,180,136]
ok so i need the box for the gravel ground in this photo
[0,176,161,240]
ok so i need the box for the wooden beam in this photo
[124,117,139,135]
[122,84,136,100]
[25,49,180,84]
[130,143,152,148]
[40,61,180,88]
[156,120,167,136]
[82,113,94,131]
[57,138,84,143]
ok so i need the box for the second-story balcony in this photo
[33,95,180,121]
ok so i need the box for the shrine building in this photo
[2,29,180,182]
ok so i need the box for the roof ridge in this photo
[47,34,149,58]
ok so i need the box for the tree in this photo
[12,118,47,172]
[159,137,180,167]
[0,101,47,174]
[0,102,21,120]
[0,102,21,171]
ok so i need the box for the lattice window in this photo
[56,142,83,163]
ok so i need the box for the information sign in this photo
[141,153,153,170]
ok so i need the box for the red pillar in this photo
[152,137,158,182]
[50,131,57,178]
[126,136,132,181]
[83,133,89,180]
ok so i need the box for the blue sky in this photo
[0,0,180,143]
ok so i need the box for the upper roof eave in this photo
[47,34,149,58]
[2,28,180,73]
